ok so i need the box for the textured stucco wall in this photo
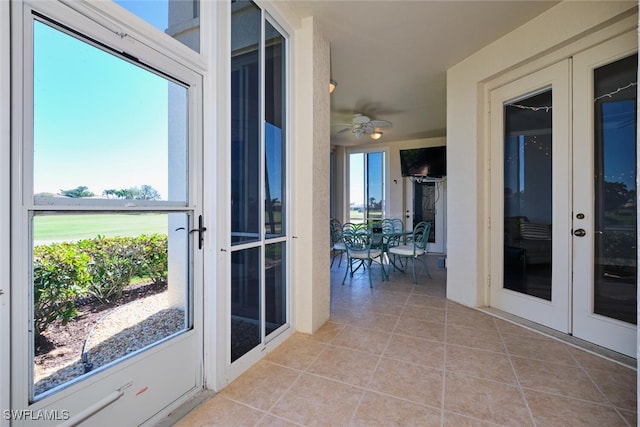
[293,16,331,334]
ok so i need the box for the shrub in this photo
[133,234,168,285]
[33,243,92,337]
[32,233,168,334]
[80,236,137,304]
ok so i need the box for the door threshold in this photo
[479,306,636,370]
[152,389,217,427]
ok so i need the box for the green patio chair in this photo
[387,221,432,283]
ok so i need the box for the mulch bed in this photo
[34,281,168,395]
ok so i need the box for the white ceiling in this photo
[289,1,560,145]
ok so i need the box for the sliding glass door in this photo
[230,0,289,364]
[348,151,387,225]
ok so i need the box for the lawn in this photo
[34,213,168,244]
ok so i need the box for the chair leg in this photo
[421,255,431,279]
[411,257,418,284]
[342,258,350,285]
[367,259,373,288]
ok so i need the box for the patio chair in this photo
[387,221,432,283]
[341,223,387,287]
[330,218,346,268]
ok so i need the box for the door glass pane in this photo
[348,152,386,225]
[114,0,200,53]
[503,90,553,300]
[264,21,286,239]
[231,1,261,245]
[231,247,261,362]
[349,153,365,223]
[33,20,187,204]
[367,152,385,225]
[265,242,286,336]
[593,54,637,324]
[413,182,436,242]
[32,212,189,399]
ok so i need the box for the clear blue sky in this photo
[115,1,168,31]
[34,18,175,199]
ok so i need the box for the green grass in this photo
[34,213,168,243]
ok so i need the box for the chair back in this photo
[391,218,405,233]
[380,219,394,234]
[412,221,432,250]
[342,223,373,252]
[330,218,343,245]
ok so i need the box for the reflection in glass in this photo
[593,54,637,324]
[503,90,553,300]
[31,212,188,399]
[231,248,261,362]
[265,243,286,336]
[264,21,286,239]
[413,182,436,242]
[33,20,188,203]
[231,1,261,245]
[114,0,200,53]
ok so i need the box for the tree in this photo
[138,185,161,200]
[102,185,161,200]
[60,186,94,198]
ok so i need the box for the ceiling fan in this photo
[336,113,392,140]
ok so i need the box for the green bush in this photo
[32,234,168,335]
[33,243,92,337]
[80,236,137,304]
[134,234,168,285]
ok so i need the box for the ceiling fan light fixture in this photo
[329,79,337,94]
[370,131,383,140]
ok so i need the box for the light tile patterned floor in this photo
[175,255,637,426]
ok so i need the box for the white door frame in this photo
[404,178,447,254]
[10,1,205,423]
[489,59,572,333]
[571,31,637,357]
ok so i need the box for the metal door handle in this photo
[189,215,207,249]
[574,228,586,237]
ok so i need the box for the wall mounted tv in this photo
[399,146,446,178]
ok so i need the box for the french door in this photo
[11,2,203,424]
[490,31,637,357]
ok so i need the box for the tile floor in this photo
[175,255,637,426]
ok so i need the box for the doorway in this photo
[11,3,204,423]
[490,32,637,357]
[405,179,446,254]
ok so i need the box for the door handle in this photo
[573,228,586,237]
[189,215,207,249]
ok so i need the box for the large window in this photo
[348,151,386,224]
[230,0,288,363]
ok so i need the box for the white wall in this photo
[446,1,637,308]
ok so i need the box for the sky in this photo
[34,17,178,200]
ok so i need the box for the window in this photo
[114,0,200,53]
[348,151,386,224]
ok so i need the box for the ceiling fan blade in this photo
[352,114,371,125]
[370,120,392,128]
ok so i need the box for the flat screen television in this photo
[399,146,446,178]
